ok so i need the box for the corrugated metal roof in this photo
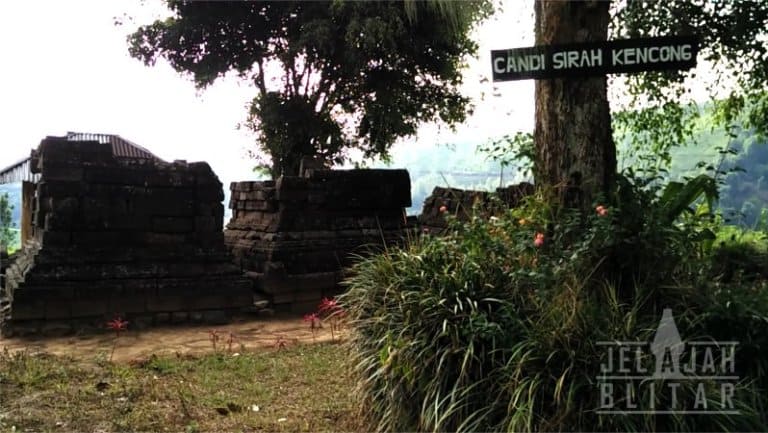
[65,132,163,161]
[0,132,165,184]
[0,157,39,184]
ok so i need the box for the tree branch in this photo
[301,58,313,97]
[289,57,300,96]
[254,58,267,96]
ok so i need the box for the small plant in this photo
[225,332,237,353]
[303,313,321,341]
[318,297,345,341]
[208,330,221,352]
[106,316,129,362]
[273,336,288,351]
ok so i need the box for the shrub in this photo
[342,177,768,432]
[709,226,768,282]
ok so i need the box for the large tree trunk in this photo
[534,0,616,211]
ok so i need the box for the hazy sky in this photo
[0,1,537,187]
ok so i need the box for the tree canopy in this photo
[611,0,768,163]
[522,0,768,210]
[128,0,492,177]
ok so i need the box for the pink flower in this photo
[439,205,448,213]
[533,232,545,247]
[303,312,321,329]
[107,316,129,334]
[595,205,608,217]
[318,297,339,313]
[106,316,129,362]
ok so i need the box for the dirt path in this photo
[1,313,342,362]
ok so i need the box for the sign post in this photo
[491,35,700,82]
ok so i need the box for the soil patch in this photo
[1,313,340,362]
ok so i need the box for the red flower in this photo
[107,316,129,333]
[595,205,608,217]
[439,205,448,213]
[534,232,545,247]
[106,316,129,362]
[318,297,339,313]
[303,312,320,328]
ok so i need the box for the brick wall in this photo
[225,169,411,312]
[0,137,253,337]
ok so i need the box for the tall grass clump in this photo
[341,174,768,432]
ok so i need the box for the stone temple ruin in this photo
[0,133,253,336]
[0,135,417,336]
[224,168,412,312]
[0,133,533,337]
[419,183,534,234]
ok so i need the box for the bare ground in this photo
[1,313,341,362]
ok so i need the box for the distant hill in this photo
[375,140,524,214]
[380,109,767,223]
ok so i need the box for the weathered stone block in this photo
[152,217,195,233]
[155,312,171,324]
[131,314,154,330]
[41,321,72,337]
[41,166,84,182]
[138,232,188,245]
[85,166,151,185]
[36,180,81,198]
[289,300,323,314]
[202,310,229,325]
[275,177,309,201]
[6,320,42,336]
[10,300,46,320]
[194,216,218,232]
[108,296,147,314]
[147,296,189,312]
[44,302,72,319]
[171,311,188,324]
[70,299,109,318]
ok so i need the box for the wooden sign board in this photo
[491,35,700,82]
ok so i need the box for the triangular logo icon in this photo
[650,308,685,379]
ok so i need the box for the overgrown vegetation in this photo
[0,343,356,432]
[342,173,768,432]
[0,192,17,253]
